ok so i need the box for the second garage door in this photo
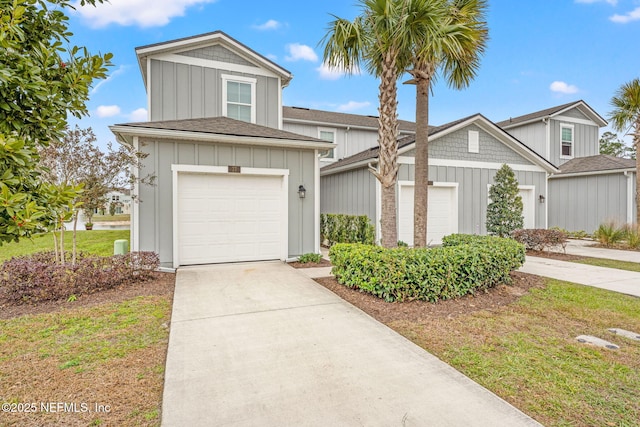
[398,183,458,246]
[176,172,286,265]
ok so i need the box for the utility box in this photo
[114,239,129,255]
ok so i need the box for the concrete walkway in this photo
[519,256,640,297]
[162,262,540,426]
[556,239,640,263]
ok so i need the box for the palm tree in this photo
[609,78,640,224]
[410,0,488,247]
[322,0,444,248]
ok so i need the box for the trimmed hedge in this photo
[512,229,568,252]
[320,213,375,246]
[0,251,159,304]
[329,235,525,302]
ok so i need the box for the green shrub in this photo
[486,164,524,237]
[298,253,322,263]
[320,213,375,246]
[329,235,525,302]
[623,224,640,249]
[593,222,625,247]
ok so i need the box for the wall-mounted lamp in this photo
[539,194,545,204]
[298,185,306,199]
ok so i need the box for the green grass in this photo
[92,214,130,222]
[0,230,130,261]
[392,280,640,426]
[572,256,640,273]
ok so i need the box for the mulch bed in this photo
[525,250,585,261]
[314,271,545,324]
[0,272,176,320]
[288,258,332,268]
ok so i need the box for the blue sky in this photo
[66,0,640,149]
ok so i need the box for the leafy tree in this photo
[599,131,635,158]
[411,0,488,247]
[609,78,640,224]
[0,0,112,245]
[486,164,523,237]
[322,0,434,247]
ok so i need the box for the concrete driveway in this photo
[161,262,540,427]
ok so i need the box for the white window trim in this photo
[221,74,257,123]
[318,127,337,161]
[560,123,574,160]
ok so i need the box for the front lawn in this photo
[315,275,640,426]
[0,230,130,262]
[573,257,640,273]
[93,214,131,222]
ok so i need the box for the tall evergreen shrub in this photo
[486,164,523,237]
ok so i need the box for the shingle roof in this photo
[114,116,327,143]
[496,100,607,128]
[283,106,416,132]
[556,154,636,175]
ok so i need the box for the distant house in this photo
[106,190,132,215]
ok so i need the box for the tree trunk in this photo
[72,211,78,265]
[52,230,59,264]
[369,51,400,248]
[635,124,640,225]
[413,70,431,247]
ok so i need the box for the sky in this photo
[65,0,640,150]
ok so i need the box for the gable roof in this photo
[135,30,293,89]
[283,106,417,133]
[321,114,558,175]
[110,116,334,151]
[554,154,636,175]
[497,100,607,128]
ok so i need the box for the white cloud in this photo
[610,7,640,23]
[575,0,617,5]
[550,81,579,94]
[337,101,371,112]
[96,105,122,118]
[73,0,217,28]
[129,108,148,121]
[316,62,360,80]
[91,65,127,94]
[285,43,318,62]
[253,19,282,31]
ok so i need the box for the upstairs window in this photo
[318,128,336,160]
[222,75,256,123]
[561,124,574,158]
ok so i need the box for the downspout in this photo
[543,117,551,229]
[345,126,350,158]
[625,171,634,224]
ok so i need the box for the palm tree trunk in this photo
[635,127,640,225]
[369,51,399,248]
[413,70,431,247]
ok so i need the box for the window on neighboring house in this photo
[561,124,574,158]
[222,75,256,123]
[318,128,336,160]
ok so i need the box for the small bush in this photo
[623,224,640,249]
[593,222,625,247]
[0,251,159,304]
[320,213,375,246]
[298,253,322,263]
[329,235,525,302]
[512,229,568,253]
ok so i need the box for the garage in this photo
[174,167,288,266]
[398,182,459,246]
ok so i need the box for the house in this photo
[110,31,334,268]
[321,114,558,245]
[105,190,132,215]
[497,101,637,232]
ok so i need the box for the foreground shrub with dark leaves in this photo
[0,251,159,304]
[329,235,525,302]
[512,228,568,252]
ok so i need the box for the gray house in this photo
[498,101,637,233]
[110,31,333,268]
[321,114,558,245]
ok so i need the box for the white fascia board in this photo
[551,102,607,127]
[549,168,636,179]
[398,156,548,173]
[284,117,416,134]
[153,53,282,80]
[109,125,336,151]
[320,159,377,176]
[553,115,600,127]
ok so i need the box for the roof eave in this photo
[550,167,636,178]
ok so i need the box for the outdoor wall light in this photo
[539,194,545,204]
[298,185,306,199]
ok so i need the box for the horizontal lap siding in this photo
[139,138,316,266]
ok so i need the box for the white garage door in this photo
[177,172,285,265]
[398,183,458,246]
[519,187,535,229]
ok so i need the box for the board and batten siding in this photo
[138,137,316,266]
[149,59,280,127]
[503,121,547,159]
[398,164,547,235]
[320,168,377,224]
[549,118,599,166]
[549,172,637,233]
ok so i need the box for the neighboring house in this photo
[321,114,558,245]
[106,190,132,215]
[498,101,637,233]
[110,31,334,268]
[282,106,416,163]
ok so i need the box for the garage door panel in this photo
[177,172,285,265]
[399,184,457,246]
